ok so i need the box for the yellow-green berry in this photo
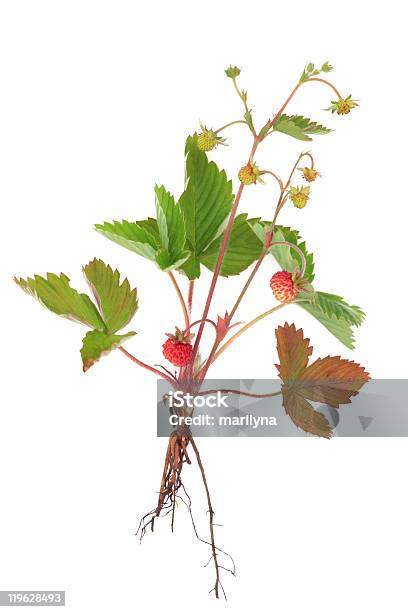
[196,124,226,152]
[238,161,261,185]
[197,129,217,152]
[290,185,311,209]
[326,95,359,115]
[300,167,319,182]
[225,65,241,79]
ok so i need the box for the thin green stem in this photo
[215,120,247,134]
[232,77,256,136]
[168,271,189,328]
[268,241,307,277]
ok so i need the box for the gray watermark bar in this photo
[156,379,408,437]
[0,592,65,606]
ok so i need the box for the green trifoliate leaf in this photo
[95,219,159,261]
[297,291,365,349]
[225,65,241,78]
[200,214,263,277]
[83,259,138,333]
[95,207,189,272]
[273,114,331,141]
[14,273,105,330]
[81,329,136,372]
[179,135,234,278]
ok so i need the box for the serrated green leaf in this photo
[81,329,136,372]
[269,225,315,282]
[154,248,190,272]
[95,220,158,261]
[180,252,201,279]
[201,214,263,277]
[155,184,186,258]
[136,218,161,244]
[297,301,356,349]
[83,259,138,333]
[14,273,105,330]
[273,114,331,141]
[307,291,365,326]
[179,136,234,272]
[297,292,365,349]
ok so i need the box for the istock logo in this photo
[168,390,229,409]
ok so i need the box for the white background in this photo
[1,1,408,610]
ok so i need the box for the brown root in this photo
[136,431,189,538]
[136,432,234,600]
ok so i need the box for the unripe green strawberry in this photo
[197,124,226,152]
[289,185,310,209]
[270,271,299,303]
[238,161,262,185]
[197,130,216,151]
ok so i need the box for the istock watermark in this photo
[168,389,230,409]
[157,379,408,437]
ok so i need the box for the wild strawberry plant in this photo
[15,62,369,598]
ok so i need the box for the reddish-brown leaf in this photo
[275,322,312,380]
[297,356,369,407]
[275,323,370,438]
[282,387,332,439]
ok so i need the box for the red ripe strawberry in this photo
[270,271,299,303]
[162,327,194,367]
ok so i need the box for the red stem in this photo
[188,280,194,317]
[190,79,312,378]
[190,181,245,366]
[119,346,175,385]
